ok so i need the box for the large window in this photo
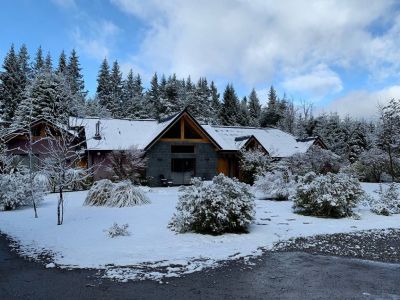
[171,158,196,172]
[171,145,195,153]
[184,122,202,139]
[163,122,181,138]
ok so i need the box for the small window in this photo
[171,145,194,153]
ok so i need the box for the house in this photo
[71,109,326,186]
[1,118,86,170]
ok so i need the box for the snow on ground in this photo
[0,183,399,281]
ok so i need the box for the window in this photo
[163,121,181,138]
[184,122,202,139]
[171,145,195,153]
[171,158,196,172]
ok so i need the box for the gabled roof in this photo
[1,118,77,143]
[72,110,322,157]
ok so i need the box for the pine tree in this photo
[0,45,23,122]
[238,96,250,126]
[210,81,220,124]
[123,69,144,119]
[260,86,283,127]
[96,58,113,115]
[110,60,123,117]
[219,84,240,126]
[143,73,159,119]
[18,44,31,83]
[248,88,261,127]
[57,50,67,75]
[44,52,53,73]
[33,46,44,74]
[67,49,87,100]
[158,74,182,120]
[14,72,75,126]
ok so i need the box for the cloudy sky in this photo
[1,0,400,118]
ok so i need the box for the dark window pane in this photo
[163,121,181,138]
[184,122,202,139]
[171,158,195,172]
[171,145,194,153]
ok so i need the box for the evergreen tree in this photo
[110,60,123,117]
[158,74,182,120]
[219,84,240,126]
[210,81,220,124]
[248,88,261,127]
[96,58,113,115]
[0,45,24,122]
[238,96,250,126]
[33,46,44,74]
[260,86,283,127]
[123,69,144,119]
[67,49,87,100]
[44,52,52,73]
[57,50,67,75]
[18,44,31,82]
[143,72,159,119]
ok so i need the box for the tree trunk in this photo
[57,187,63,225]
[388,145,395,182]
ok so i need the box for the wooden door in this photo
[217,158,229,176]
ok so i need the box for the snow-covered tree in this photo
[287,146,343,176]
[169,175,255,234]
[254,168,297,200]
[39,125,92,225]
[107,146,147,183]
[96,58,113,115]
[239,147,272,184]
[352,148,395,182]
[370,183,400,216]
[248,88,261,127]
[219,84,240,126]
[293,172,364,218]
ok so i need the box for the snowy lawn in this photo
[1,183,400,281]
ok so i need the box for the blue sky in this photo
[1,0,400,117]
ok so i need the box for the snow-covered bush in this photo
[0,172,44,211]
[84,179,150,207]
[351,148,396,182]
[254,168,297,200]
[104,223,131,238]
[293,172,364,218]
[370,184,400,216]
[34,171,53,192]
[66,168,88,190]
[239,147,272,184]
[109,180,150,207]
[287,146,343,176]
[84,179,114,206]
[169,174,255,235]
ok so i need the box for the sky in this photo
[1,0,400,118]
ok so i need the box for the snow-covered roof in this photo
[203,125,316,157]
[72,113,318,157]
[71,115,179,151]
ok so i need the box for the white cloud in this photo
[283,64,343,99]
[323,85,400,118]
[73,20,120,60]
[111,0,400,91]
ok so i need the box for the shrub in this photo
[104,223,130,238]
[255,168,296,200]
[109,180,150,207]
[287,146,342,176]
[0,172,44,211]
[84,179,114,206]
[169,174,255,235]
[239,147,271,184]
[351,148,396,182]
[293,172,363,218]
[84,179,150,207]
[370,184,400,216]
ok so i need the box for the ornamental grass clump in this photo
[169,174,255,235]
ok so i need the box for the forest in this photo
[0,44,399,183]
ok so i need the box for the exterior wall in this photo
[88,150,113,181]
[145,141,218,186]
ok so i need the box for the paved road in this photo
[1,235,400,300]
